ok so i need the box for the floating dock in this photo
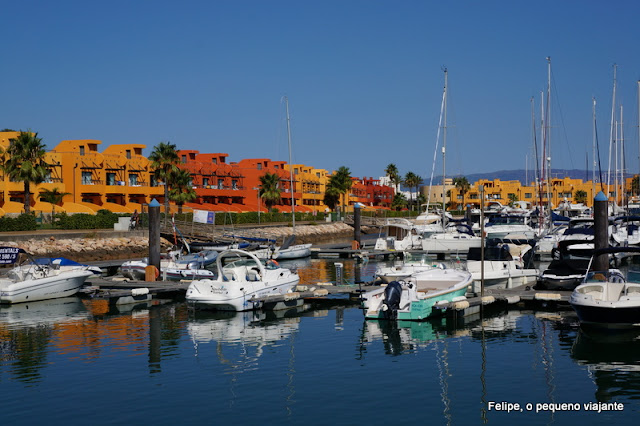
[80,273,571,320]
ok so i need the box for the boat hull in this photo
[363,269,472,321]
[0,270,94,304]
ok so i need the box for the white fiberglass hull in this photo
[420,234,481,253]
[185,248,300,311]
[0,270,94,304]
[466,260,538,294]
[570,282,640,328]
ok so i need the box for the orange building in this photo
[49,140,164,214]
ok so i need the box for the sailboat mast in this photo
[285,96,295,230]
[442,68,447,225]
[621,105,625,207]
[592,97,597,201]
[608,64,617,193]
[545,57,552,215]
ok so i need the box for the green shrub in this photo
[0,214,37,231]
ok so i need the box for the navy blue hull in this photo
[572,304,640,327]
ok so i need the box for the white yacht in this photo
[185,249,299,311]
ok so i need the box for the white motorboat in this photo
[483,214,536,240]
[0,247,94,304]
[119,249,216,281]
[185,249,300,311]
[420,223,481,254]
[375,253,440,283]
[252,235,312,260]
[374,218,425,251]
[466,243,539,294]
[570,247,640,328]
[362,267,472,321]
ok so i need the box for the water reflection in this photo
[359,316,475,356]
[0,297,90,384]
[572,326,640,402]
[187,305,308,373]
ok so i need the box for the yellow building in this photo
[285,163,329,212]
[0,131,69,215]
[449,176,634,210]
[49,140,164,214]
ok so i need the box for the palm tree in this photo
[332,166,353,214]
[259,172,282,211]
[391,193,407,211]
[168,169,197,214]
[403,171,422,211]
[631,176,639,197]
[453,176,470,209]
[148,141,180,215]
[508,193,519,206]
[3,131,48,215]
[574,189,588,204]
[385,163,401,193]
[323,182,341,211]
[39,187,71,225]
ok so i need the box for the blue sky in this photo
[3,0,640,181]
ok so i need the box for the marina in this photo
[1,255,638,425]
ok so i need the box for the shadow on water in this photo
[571,326,640,402]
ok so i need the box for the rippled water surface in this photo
[1,257,640,425]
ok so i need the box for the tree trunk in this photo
[24,181,31,215]
[164,185,170,216]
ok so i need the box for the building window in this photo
[151,176,158,187]
[79,146,85,156]
[126,150,131,159]
[257,163,262,170]
[203,178,209,187]
[81,171,92,185]
[182,155,187,163]
[106,173,116,186]
[129,174,138,186]
[525,193,532,198]
[232,180,238,190]
[218,179,224,189]
[212,158,217,165]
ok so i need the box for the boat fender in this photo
[534,293,561,301]
[480,296,495,305]
[313,289,329,296]
[284,292,300,301]
[451,300,470,310]
[131,288,149,296]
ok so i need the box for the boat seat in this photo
[605,283,625,302]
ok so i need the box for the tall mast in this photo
[285,96,295,231]
[621,105,625,207]
[442,68,447,225]
[608,64,617,193]
[592,97,597,201]
[545,57,552,215]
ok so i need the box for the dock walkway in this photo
[80,273,571,319]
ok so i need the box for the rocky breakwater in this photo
[1,222,357,262]
[252,222,355,244]
[2,236,174,263]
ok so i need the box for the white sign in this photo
[193,210,215,224]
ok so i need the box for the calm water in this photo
[1,257,640,425]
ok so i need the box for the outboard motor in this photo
[382,281,403,320]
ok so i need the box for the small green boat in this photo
[362,268,472,321]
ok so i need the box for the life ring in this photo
[267,259,279,268]
[154,266,160,279]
